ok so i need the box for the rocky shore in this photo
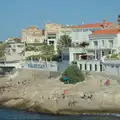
[0,69,120,115]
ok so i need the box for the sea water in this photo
[0,108,120,120]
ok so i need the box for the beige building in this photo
[44,23,62,52]
[22,26,44,43]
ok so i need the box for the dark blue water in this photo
[0,108,120,120]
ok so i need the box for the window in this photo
[94,41,98,48]
[109,51,111,54]
[111,65,114,68]
[80,64,82,70]
[48,34,56,39]
[116,65,119,68]
[102,40,104,46]
[100,65,103,71]
[84,64,87,70]
[83,29,88,32]
[49,41,54,45]
[102,52,104,56]
[90,64,92,71]
[109,40,113,48]
[95,64,97,71]
[48,36,56,39]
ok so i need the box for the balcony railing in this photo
[87,45,117,50]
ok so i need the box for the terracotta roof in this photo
[67,22,113,29]
[27,26,40,30]
[92,28,120,35]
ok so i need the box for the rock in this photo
[0,69,120,114]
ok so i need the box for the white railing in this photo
[88,45,117,50]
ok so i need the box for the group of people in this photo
[100,77,110,87]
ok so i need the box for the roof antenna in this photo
[117,15,120,30]
[81,22,84,25]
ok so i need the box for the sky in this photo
[0,0,120,41]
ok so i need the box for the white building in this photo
[66,20,113,44]
[5,42,25,61]
[44,21,112,54]
[68,22,120,73]
[88,28,120,60]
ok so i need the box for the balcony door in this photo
[108,40,113,48]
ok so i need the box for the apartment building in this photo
[69,27,120,73]
[22,26,44,43]
[44,23,62,52]
[67,21,113,62]
[71,20,112,43]
[88,28,120,60]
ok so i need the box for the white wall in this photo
[71,31,91,43]
[77,60,101,72]
[69,47,87,63]
[88,34,117,49]
[103,60,120,76]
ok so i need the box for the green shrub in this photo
[71,61,77,64]
[61,65,85,84]
[106,54,120,60]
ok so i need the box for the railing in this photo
[87,45,116,50]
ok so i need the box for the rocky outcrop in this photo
[0,69,120,115]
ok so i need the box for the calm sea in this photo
[0,108,120,120]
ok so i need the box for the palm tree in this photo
[58,35,72,48]
[80,42,89,47]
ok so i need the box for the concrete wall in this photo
[77,60,102,72]
[0,61,21,69]
[6,43,25,61]
[69,47,87,63]
[103,60,120,76]
[23,61,58,71]
[71,31,91,43]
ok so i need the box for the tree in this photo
[80,41,89,47]
[58,35,72,48]
[41,43,55,61]
[61,65,85,84]
[0,42,6,59]
[13,38,21,43]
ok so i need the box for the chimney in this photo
[117,15,120,25]
[102,19,107,28]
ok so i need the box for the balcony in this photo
[69,47,87,53]
[87,45,117,50]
